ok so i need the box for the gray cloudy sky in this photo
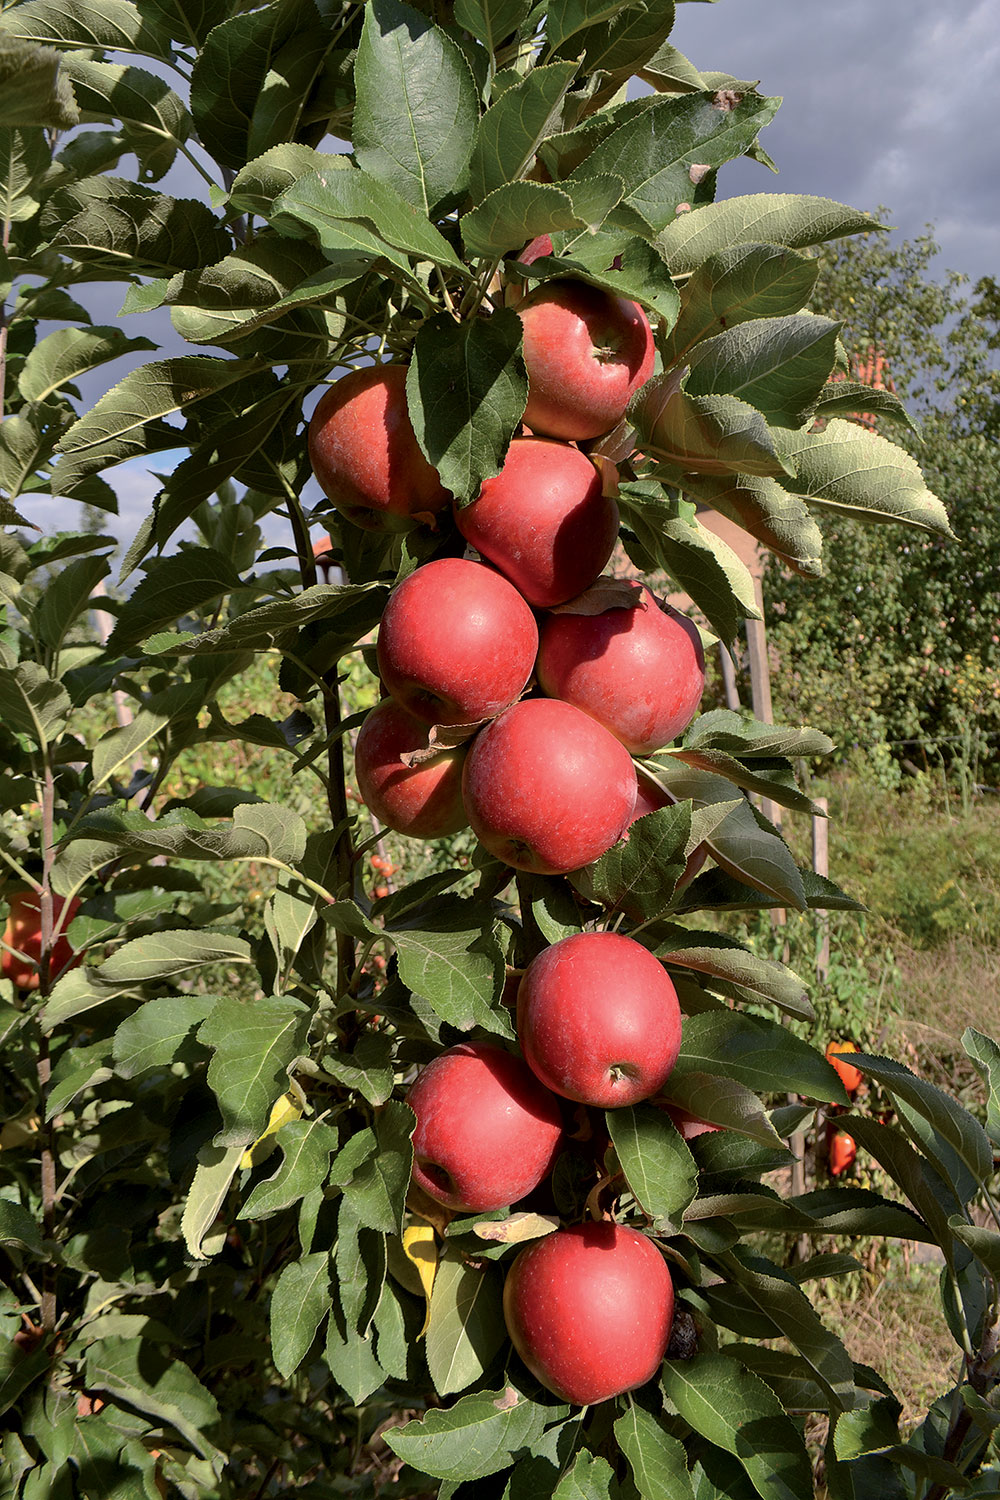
[42,0,998,557]
[674,0,999,286]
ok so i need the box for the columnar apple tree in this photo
[3,1,1000,1496]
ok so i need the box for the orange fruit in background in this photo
[826,1039,864,1095]
[1,890,82,991]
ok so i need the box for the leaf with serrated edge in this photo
[606,1104,698,1230]
[241,1119,340,1220]
[615,1407,696,1500]
[112,993,214,1078]
[408,311,527,504]
[270,1252,332,1378]
[182,1143,244,1259]
[386,1386,547,1481]
[663,1353,812,1500]
[197,995,310,1148]
[676,1012,847,1104]
[778,419,950,535]
[353,0,478,216]
[657,194,882,276]
[426,1252,506,1396]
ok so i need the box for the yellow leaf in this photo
[239,1089,304,1169]
[402,1220,437,1336]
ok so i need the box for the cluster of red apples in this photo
[308,273,709,1406]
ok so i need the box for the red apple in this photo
[462,698,637,875]
[503,1222,674,1404]
[307,364,451,531]
[630,770,708,890]
[406,1042,563,1212]
[376,557,538,727]
[353,700,468,839]
[537,584,705,753]
[454,438,619,608]
[515,280,655,441]
[516,931,681,1107]
[1,890,81,991]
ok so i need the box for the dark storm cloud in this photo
[672,0,1000,286]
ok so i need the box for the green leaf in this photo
[462,178,623,258]
[645,762,809,908]
[31,554,110,655]
[793,1186,937,1246]
[241,1118,340,1220]
[573,90,780,235]
[668,1073,783,1147]
[453,0,532,53]
[0,125,49,224]
[198,995,311,1148]
[51,190,230,280]
[618,486,761,643]
[811,379,919,434]
[652,923,811,1015]
[189,3,306,169]
[407,310,526,505]
[685,315,842,429]
[553,1452,618,1500]
[777,419,951,536]
[963,1029,1000,1147]
[0,1199,44,1255]
[158,578,388,660]
[426,1251,507,1397]
[353,0,479,215]
[65,803,309,867]
[19,326,156,405]
[469,61,579,203]
[676,1012,847,1104]
[680,708,834,761]
[849,1052,994,1187]
[718,1251,855,1408]
[181,1143,245,1259]
[679,472,824,577]
[84,1339,222,1461]
[631,380,793,480]
[0,662,71,747]
[662,1354,813,1500]
[105,547,242,652]
[606,1103,698,1232]
[0,0,172,59]
[270,1252,332,1378]
[615,1406,696,1500]
[57,56,191,181]
[342,1100,415,1236]
[574,0,678,86]
[389,896,511,1038]
[54,358,264,496]
[949,1218,1000,1280]
[657,194,882,277]
[336,1200,386,1335]
[97,928,252,983]
[386,1385,548,1482]
[112,994,214,1078]
[91,683,202,790]
[271,163,466,275]
[662,243,820,366]
[0,39,79,129]
[571,801,694,921]
[321,1031,395,1106]
[325,1311,387,1404]
[531,229,681,325]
